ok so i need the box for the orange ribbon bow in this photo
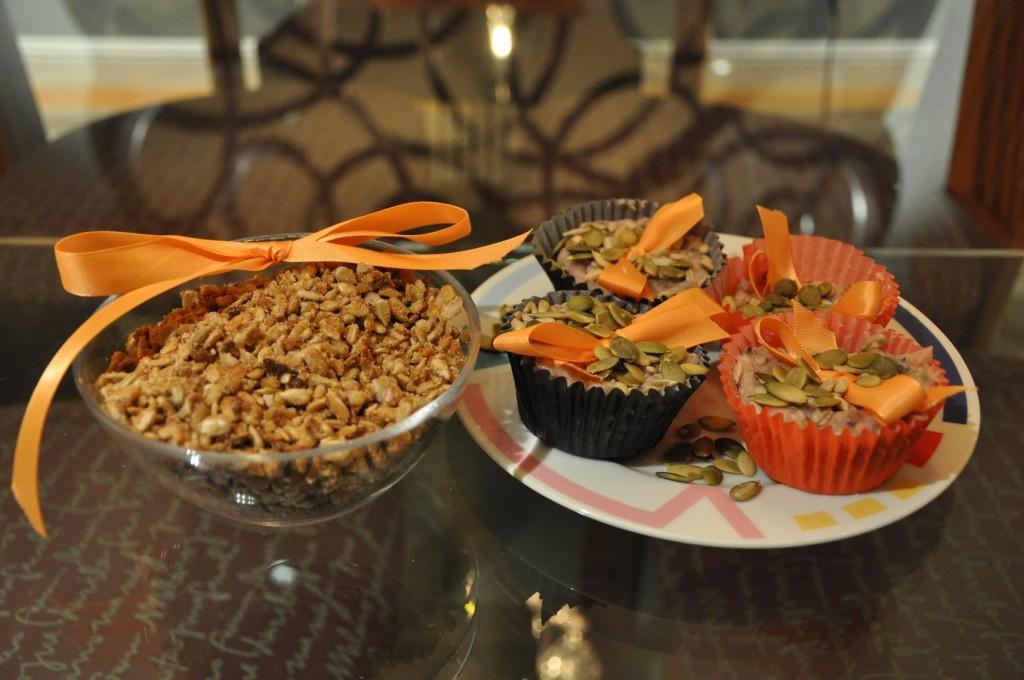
[493,288,730,370]
[14,202,531,537]
[596,194,705,300]
[753,305,966,425]
[748,206,883,318]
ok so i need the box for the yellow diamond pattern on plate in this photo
[886,476,924,500]
[843,497,886,519]
[794,511,838,531]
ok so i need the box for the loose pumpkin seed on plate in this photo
[730,480,762,502]
[664,441,696,463]
[736,451,757,477]
[714,437,744,457]
[675,423,701,439]
[667,463,705,478]
[694,437,715,457]
[698,415,735,432]
[713,458,741,474]
[702,467,724,486]
[797,285,822,307]
[657,471,695,484]
[868,356,900,378]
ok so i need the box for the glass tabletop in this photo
[1,1,1022,678]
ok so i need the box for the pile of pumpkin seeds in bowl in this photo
[551,218,719,296]
[731,331,943,432]
[503,292,710,392]
[658,415,763,502]
[722,277,843,319]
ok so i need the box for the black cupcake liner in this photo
[500,291,709,460]
[530,198,726,304]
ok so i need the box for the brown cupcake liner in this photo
[718,311,946,494]
[500,291,708,460]
[530,198,725,304]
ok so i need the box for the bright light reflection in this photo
[710,58,733,76]
[490,24,512,59]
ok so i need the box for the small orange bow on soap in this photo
[753,305,967,425]
[748,206,883,318]
[14,202,530,537]
[494,288,730,373]
[596,194,706,300]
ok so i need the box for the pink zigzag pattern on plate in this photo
[463,383,764,539]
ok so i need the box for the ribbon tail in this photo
[919,386,971,412]
[636,194,704,254]
[12,267,228,537]
[830,281,883,318]
[757,205,800,288]
[596,258,648,300]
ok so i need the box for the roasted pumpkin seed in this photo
[702,467,724,486]
[566,294,593,312]
[667,463,705,478]
[714,458,741,474]
[774,278,798,298]
[601,247,625,262]
[714,437,745,457]
[814,349,848,369]
[784,365,809,389]
[660,361,687,382]
[797,285,822,307]
[694,437,716,457]
[585,323,614,338]
[771,365,789,383]
[730,480,762,501]
[610,336,638,361]
[681,363,709,376]
[657,471,695,484]
[587,357,619,373]
[608,304,633,327]
[754,372,775,384]
[624,363,647,383]
[856,373,882,387]
[675,423,701,439]
[766,381,808,405]
[868,356,900,378]
[698,415,735,432]
[614,227,638,247]
[583,229,605,247]
[567,310,595,324]
[593,345,614,360]
[635,340,670,355]
[751,392,788,407]
[847,352,878,369]
[664,441,695,463]
[633,349,652,367]
[740,304,766,318]
[817,281,834,297]
[736,451,757,477]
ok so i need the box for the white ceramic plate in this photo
[457,235,981,548]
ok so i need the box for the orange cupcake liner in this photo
[718,311,947,495]
[707,236,900,331]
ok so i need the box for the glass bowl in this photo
[71,235,481,527]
